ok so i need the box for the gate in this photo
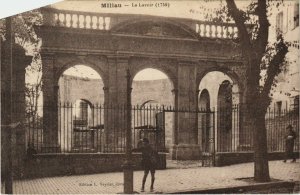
[132,107,166,152]
[198,111,215,166]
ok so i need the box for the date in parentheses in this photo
[155,2,170,8]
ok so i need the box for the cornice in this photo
[35,25,240,46]
[40,47,243,63]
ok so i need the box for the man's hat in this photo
[287,125,293,130]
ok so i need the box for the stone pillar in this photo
[1,40,31,177]
[107,57,117,104]
[42,54,59,150]
[14,48,31,177]
[171,89,178,145]
[105,56,129,152]
[232,83,241,151]
[116,57,130,151]
[196,89,201,148]
[170,61,200,160]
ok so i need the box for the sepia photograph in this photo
[0,0,299,194]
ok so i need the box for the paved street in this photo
[2,160,300,194]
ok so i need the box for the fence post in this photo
[123,69,133,193]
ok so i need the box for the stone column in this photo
[171,88,178,145]
[105,56,129,152]
[42,54,59,150]
[169,89,178,159]
[196,89,201,148]
[116,57,130,151]
[170,61,200,160]
[107,57,117,105]
[232,83,241,151]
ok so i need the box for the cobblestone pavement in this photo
[1,160,299,194]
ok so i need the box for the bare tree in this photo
[218,0,288,181]
[200,0,290,181]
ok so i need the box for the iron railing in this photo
[25,102,299,154]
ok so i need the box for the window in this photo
[79,101,88,121]
[294,2,299,28]
[293,95,299,113]
[276,101,282,116]
[276,12,284,33]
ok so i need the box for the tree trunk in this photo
[244,56,270,182]
[253,110,270,182]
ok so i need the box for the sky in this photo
[63,66,168,80]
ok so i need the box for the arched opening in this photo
[140,100,159,108]
[217,80,233,152]
[132,68,175,155]
[198,71,240,153]
[198,89,212,153]
[199,89,210,110]
[58,65,105,152]
[73,99,93,125]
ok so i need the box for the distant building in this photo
[272,1,299,113]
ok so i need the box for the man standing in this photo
[283,125,297,163]
[133,138,158,192]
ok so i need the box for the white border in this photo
[0,0,62,19]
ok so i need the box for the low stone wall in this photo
[215,151,299,166]
[169,144,201,160]
[23,153,166,179]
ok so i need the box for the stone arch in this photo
[129,57,177,90]
[57,63,106,105]
[73,99,94,121]
[55,56,108,88]
[78,98,94,108]
[131,66,175,107]
[140,100,159,108]
[197,66,242,106]
[199,89,210,110]
[197,66,242,93]
[198,68,241,153]
[130,60,176,152]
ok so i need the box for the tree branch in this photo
[225,0,252,51]
[260,37,288,108]
[255,0,269,57]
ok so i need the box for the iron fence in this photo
[215,104,299,153]
[26,103,169,153]
[25,102,299,154]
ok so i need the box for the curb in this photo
[166,180,295,194]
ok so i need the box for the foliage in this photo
[204,0,289,109]
[201,0,290,182]
[1,10,43,119]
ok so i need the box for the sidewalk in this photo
[3,160,300,194]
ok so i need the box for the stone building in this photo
[58,74,175,151]
[58,74,174,106]
[271,1,299,113]
[36,4,249,161]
